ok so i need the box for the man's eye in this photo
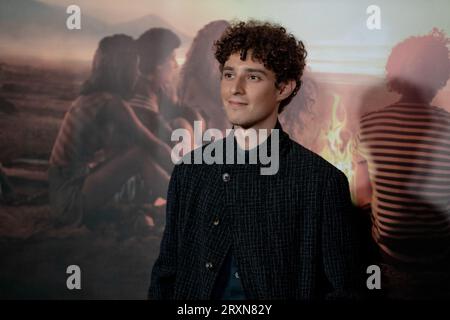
[223,73,233,79]
[248,75,261,81]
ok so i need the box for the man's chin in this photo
[228,120,253,130]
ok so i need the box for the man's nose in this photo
[231,76,245,95]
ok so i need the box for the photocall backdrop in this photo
[0,0,449,299]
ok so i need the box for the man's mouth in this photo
[228,100,248,107]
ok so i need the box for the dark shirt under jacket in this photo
[211,248,246,300]
[149,120,361,300]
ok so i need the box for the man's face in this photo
[220,51,286,130]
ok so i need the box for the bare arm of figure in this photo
[108,96,173,174]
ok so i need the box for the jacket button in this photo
[213,218,220,226]
[205,262,213,270]
[222,173,230,182]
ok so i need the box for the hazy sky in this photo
[39,0,450,40]
[37,0,450,74]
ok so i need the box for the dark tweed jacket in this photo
[149,121,361,300]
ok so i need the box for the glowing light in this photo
[318,93,355,189]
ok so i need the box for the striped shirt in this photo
[50,92,120,168]
[354,102,450,264]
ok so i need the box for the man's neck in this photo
[233,117,278,150]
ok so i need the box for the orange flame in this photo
[318,94,355,196]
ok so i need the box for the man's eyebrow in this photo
[222,66,268,76]
[245,68,268,76]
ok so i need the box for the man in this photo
[129,27,180,149]
[125,28,203,208]
[149,20,361,300]
[114,28,180,208]
[130,27,203,154]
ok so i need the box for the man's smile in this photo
[228,99,248,107]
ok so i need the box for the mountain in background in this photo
[112,14,191,45]
[0,0,193,61]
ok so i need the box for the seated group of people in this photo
[48,28,205,230]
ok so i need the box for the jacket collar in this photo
[227,119,291,161]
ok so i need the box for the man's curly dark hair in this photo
[214,20,307,113]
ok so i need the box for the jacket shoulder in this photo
[288,139,346,179]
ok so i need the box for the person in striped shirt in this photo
[49,34,172,228]
[353,29,450,299]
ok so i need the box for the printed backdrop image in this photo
[0,0,449,299]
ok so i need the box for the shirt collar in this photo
[227,119,291,161]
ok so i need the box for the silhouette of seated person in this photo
[353,29,450,299]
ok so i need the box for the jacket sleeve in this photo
[148,164,181,300]
[321,170,362,300]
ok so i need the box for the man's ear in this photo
[276,80,296,101]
